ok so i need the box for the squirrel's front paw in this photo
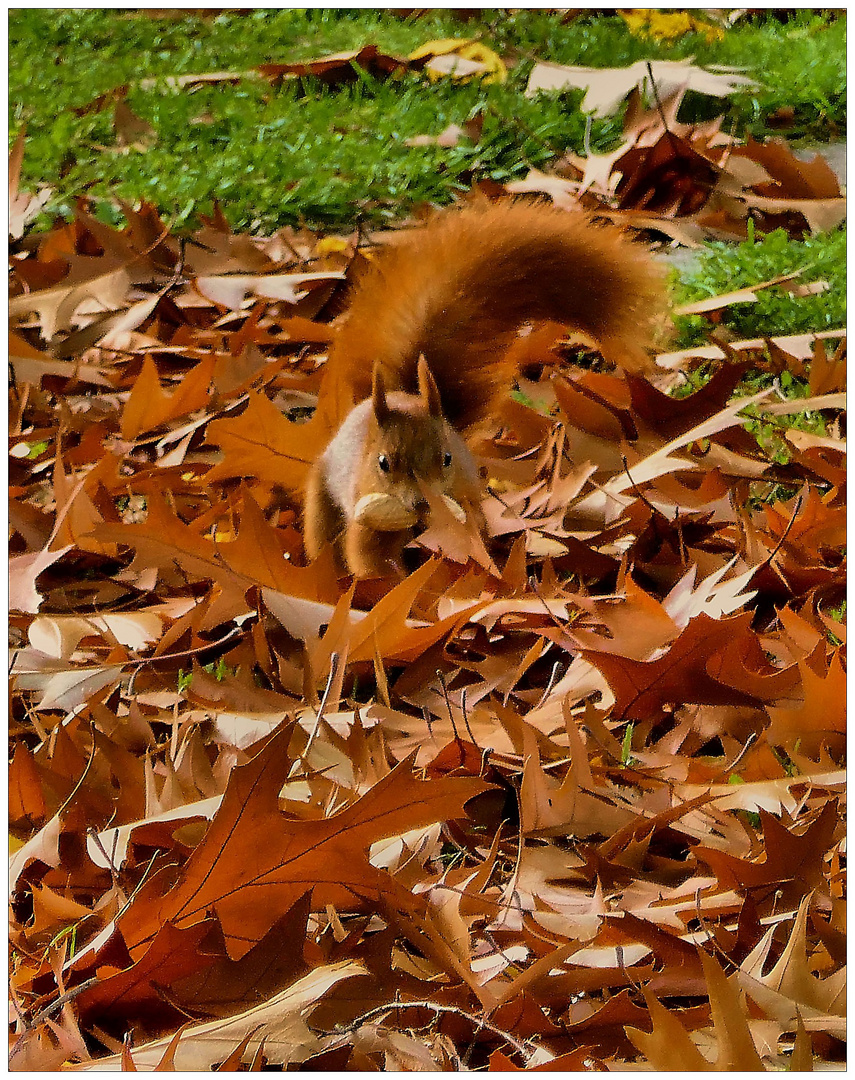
[345,520,410,580]
[351,554,406,580]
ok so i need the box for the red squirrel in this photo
[303,200,668,578]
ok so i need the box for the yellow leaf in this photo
[315,236,349,256]
[409,37,474,61]
[410,36,506,83]
[621,9,723,43]
[458,42,506,83]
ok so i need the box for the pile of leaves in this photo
[509,63,845,247]
[9,173,846,1068]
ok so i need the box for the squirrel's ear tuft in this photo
[371,363,389,425]
[417,355,442,417]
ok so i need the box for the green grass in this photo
[9,9,846,232]
[673,224,847,347]
[669,222,845,469]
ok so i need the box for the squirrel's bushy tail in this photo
[331,200,669,432]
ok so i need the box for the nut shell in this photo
[354,492,418,532]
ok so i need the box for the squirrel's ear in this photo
[417,355,442,417]
[371,363,389,425]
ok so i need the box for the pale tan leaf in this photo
[76,963,365,1071]
[28,612,162,658]
[87,796,223,870]
[526,59,756,117]
[9,546,73,614]
[26,665,124,712]
[194,271,345,310]
[9,265,131,340]
[673,270,804,316]
[656,328,846,369]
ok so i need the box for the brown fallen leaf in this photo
[194,270,345,310]
[656,328,846,370]
[74,920,218,1024]
[121,354,215,440]
[9,262,132,342]
[138,69,253,92]
[205,390,332,491]
[583,611,795,721]
[734,136,842,200]
[9,545,73,614]
[699,950,766,1070]
[89,728,485,969]
[9,743,48,830]
[740,194,846,235]
[625,985,711,1070]
[738,894,845,1034]
[257,46,410,85]
[765,652,846,754]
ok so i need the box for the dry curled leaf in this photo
[8,163,845,1072]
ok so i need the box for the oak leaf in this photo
[74,920,217,1024]
[699,949,765,1070]
[625,985,711,1070]
[739,894,845,1033]
[120,354,215,440]
[257,46,410,84]
[526,59,755,118]
[695,800,842,904]
[582,612,783,721]
[205,391,332,492]
[105,726,486,965]
[766,652,846,753]
[9,545,72,614]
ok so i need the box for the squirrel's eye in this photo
[443,452,452,468]
[378,454,390,473]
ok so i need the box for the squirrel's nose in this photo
[415,498,430,522]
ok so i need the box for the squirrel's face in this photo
[362,404,456,517]
[359,359,458,518]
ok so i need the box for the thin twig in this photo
[533,658,563,710]
[86,826,121,879]
[693,887,739,972]
[721,732,758,777]
[528,573,576,642]
[459,686,478,746]
[761,492,804,567]
[615,943,642,993]
[436,669,461,742]
[303,652,339,757]
[18,978,99,1034]
[645,60,677,146]
[56,724,98,818]
[327,1000,535,1063]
